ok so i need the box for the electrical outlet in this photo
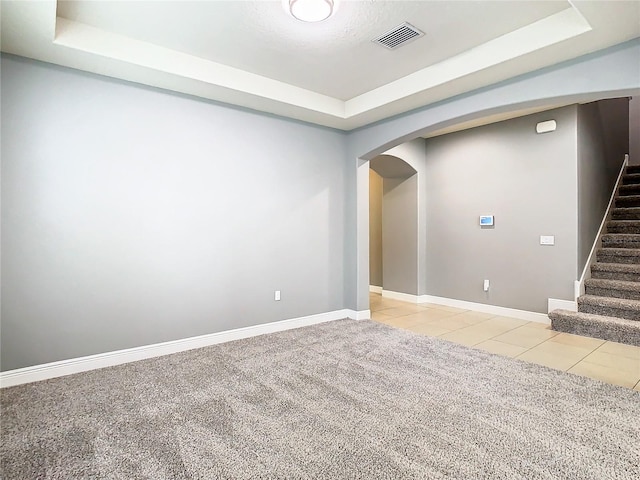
[274,290,281,301]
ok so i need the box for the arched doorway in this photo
[369,154,419,297]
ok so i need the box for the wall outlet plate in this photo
[540,235,555,245]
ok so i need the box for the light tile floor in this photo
[370,293,640,390]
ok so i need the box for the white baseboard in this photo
[351,309,371,320]
[418,294,550,324]
[1,309,366,388]
[381,289,420,303]
[369,285,383,294]
[548,298,577,313]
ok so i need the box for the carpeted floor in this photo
[1,319,639,479]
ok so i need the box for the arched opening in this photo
[369,155,419,297]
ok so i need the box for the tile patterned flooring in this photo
[370,293,640,391]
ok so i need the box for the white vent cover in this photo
[373,22,424,50]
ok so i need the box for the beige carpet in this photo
[1,319,639,479]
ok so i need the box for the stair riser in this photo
[618,185,640,196]
[612,210,640,220]
[615,197,640,207]
[607,224,640,234]
[622,175,640,185]
[550,315,640,346]
[596,252,640,264]
[626,165,640,174]
[578,303,640,321]
[601,238,640,249]
[584,286,640,301]
[591,270,640,282]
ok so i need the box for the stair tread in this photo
[611,212,640,220]
[598,247,640,255]
[549,309,640,346]
[584,278,640,291]
[608,220,640,225]
[602,233,640,239]
[550,308,640,325]
[615,195,640,203]
[592,262,640,272]
[579,294,640,309]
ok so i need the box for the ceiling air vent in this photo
[373,22,424,50]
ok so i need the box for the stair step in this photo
[612,207,640,220]
[607,220,640,234]
[622,173,640,185]
[578,294,640,321]
[584,278,640,300]
[615,195,640,208]
[596,248,640,264]
[618,184,640,196]
[549,309,640,346]
[591,263,640,282]
[626,165,640,175]
[601,234,640,249]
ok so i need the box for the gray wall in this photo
[423,106,579,313]
[382,175,419,295]
[1,55,348,371]
[577,98,630,276]
[368,170,383,287]
[3,40,640,369]
[630,96,640,165]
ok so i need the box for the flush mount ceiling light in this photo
[287,0,335,23]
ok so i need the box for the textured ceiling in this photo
[2,1,639,130]
[55,0,568,100]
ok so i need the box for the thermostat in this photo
[479,215,494,226]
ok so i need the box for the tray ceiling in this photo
[2,1,639,130]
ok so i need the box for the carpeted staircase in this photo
[550,164,640,346]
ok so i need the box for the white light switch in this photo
[483,279,490,292]
[274,290,281,301]
[540,235,555,246]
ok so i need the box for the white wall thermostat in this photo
[479,215,494,226]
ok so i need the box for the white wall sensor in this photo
[536,120,557,134]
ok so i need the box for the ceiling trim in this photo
[2,1,637,130]
[52,6,591,121]
[346,7,591,117]
[54,17,346,118]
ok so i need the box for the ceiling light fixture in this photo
[288,0,335,23]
